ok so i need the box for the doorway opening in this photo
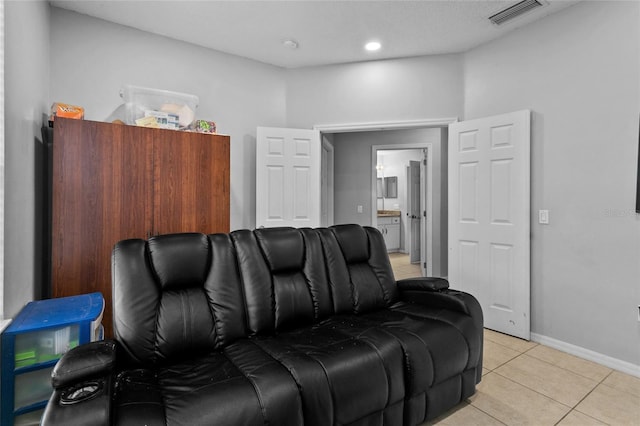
[315,119,454,279]
[373,145,432,277]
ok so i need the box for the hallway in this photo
[389,252,422,280]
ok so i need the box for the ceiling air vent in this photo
[489,0,546,25]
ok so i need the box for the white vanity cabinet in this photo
[377,216,400,252]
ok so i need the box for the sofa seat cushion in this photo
[159,358,260,426]
[361,309,469,386]
[317,311,471,426]
[390,302,482,373]
[116,341,303,426]
[253,325,401,426]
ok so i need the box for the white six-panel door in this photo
[448,110,531,339]
[256,127,321,228]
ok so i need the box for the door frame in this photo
[314,118,457,278]
[321,136,334,227]
[314,118,457,134]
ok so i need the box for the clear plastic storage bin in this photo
[14,368,54,410]
[120,85,199,129]
[14,324,79,367]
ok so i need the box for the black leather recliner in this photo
[42,224,483,426]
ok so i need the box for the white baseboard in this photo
[531,333,640,378]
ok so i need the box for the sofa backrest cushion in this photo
[149,233,210,290]
[322,225,399,314]
[112,233,247,366]
[232,227,333,334]
[112,225,399,361]
[255,227,305,273]
[315,228,354,314]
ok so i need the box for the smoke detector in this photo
[283,39,299,49]
[489,0,547,26]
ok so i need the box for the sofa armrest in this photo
[42,340,118,426]
[397,277,449,292]
[51,340,118,388]
[397,283,484,383]
[398,281,482,321]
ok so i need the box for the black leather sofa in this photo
[42,224,483,426]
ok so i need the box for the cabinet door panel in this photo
[386,224,400,251]
[153,131,230,235]
[52,120,229,338]
[52,119,152,337]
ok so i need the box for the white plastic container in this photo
[120,85,199,129]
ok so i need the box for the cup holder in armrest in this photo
[59,380,104,405]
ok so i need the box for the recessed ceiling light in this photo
[365,41,381,52]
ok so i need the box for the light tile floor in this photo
[389,252,422,280]
[389,254,640,426]
[425,330,640,426]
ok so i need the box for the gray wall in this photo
[465,1,640,365]
[4,0,50,318]
[49,7,287,232]
[285,54,464,129]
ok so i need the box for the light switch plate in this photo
[539,210,549,224]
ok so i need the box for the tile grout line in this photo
[463,400,509,426]
[553,408,607,426]
[492,348,607,408]
[482,337,534,372]
[520,346,612,383]
[469,370,570,425]
[491,334,615,383]
[489,351,526,372]
[489,351,608,422]
[484,333,539,354]
[490,353,577,407]
[500,352,617,424]
[552,370,614,425]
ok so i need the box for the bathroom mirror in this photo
[384,176,397,198]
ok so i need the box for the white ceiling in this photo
[50,0,581,69]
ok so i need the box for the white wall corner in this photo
[0,318,11,334]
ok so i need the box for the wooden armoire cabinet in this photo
[51,118,230,337]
